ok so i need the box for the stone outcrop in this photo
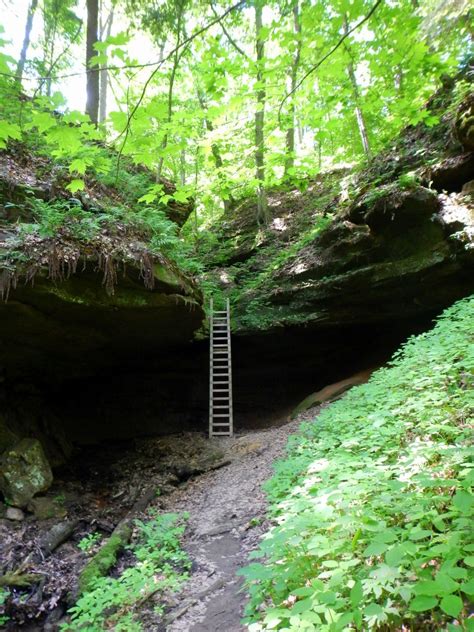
[0,238,204,381]
[239,183,473,328]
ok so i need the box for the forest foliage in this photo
[239,295,474,631]
[0,0,472,236]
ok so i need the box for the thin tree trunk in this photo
[157,8,184,181]
[86,0,100,125]
[179,149,186,186]
[284,0,301,179]
[394,64,403,94]
[255,1,268,225]
[156,55,179,181]
[346,58,371,158]
[343,17,371,159]
[99,7,114,123]
[196,88,234,212]
[16,0,38,86]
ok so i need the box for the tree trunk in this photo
[157,6,184,181]
[197,88,234,212]
[99,7,114,124]
[86,0,100,126]
[284,0,301,179]
[156,54,179,181]
[343,17,371,159]
[16,0,39,86]
[255,1,268,225]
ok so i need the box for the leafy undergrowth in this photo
[240,295,474,631]
[61,512,190,632]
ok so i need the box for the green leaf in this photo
[173,190,191,203]
[364,603,384,616]
[409,529,432,541]
[0,120,21,146]
[290,598,313,614]
[350,581,363,607]
[66,179,85,193]
[69,159,87,175]
[410,595,438,612]
[363,541,388,557]
[414,575,458,596]
[461,579,474,596]
[440,595,463,618]
[138,192,157,204]
[465,557,474,567]
[453,491,474,513]
[385,545,406,566]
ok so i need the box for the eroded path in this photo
[163,416,310,632]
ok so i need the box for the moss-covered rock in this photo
[0,438,53,507]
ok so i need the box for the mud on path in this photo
[0,410,316,631]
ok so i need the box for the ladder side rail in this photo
[227,298,234,437]
[209,298,214,438]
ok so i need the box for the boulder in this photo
[0,438,53,507]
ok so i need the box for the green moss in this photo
[78,523,132,594]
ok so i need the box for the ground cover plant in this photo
[240,295,474,631]
[61,511,190,631]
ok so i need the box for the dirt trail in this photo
[163,415,310,632]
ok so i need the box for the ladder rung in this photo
[211,432,231,436]
[213,389,230,393]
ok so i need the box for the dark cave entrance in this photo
[1,311,441,465]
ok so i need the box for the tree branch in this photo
[210,1,249,59]
[278,0,383,122]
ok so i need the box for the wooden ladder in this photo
[209,298,233,438]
